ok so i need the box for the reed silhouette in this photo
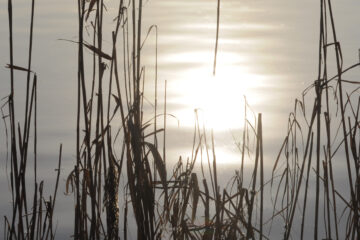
[2,0,360,239]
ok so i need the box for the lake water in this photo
[1,0,360,238]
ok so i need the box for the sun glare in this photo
[169,51,265,131]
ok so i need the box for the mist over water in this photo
[1,0,360,238]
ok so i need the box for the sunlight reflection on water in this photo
[1,0,360,238]
[168,62,265,131]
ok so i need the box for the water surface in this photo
[1,0,360,238]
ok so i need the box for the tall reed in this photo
[3,0,62,239]
[271,0,360,239]
[5,0,360,239]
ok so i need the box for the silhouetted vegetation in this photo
[2,0,360,239]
